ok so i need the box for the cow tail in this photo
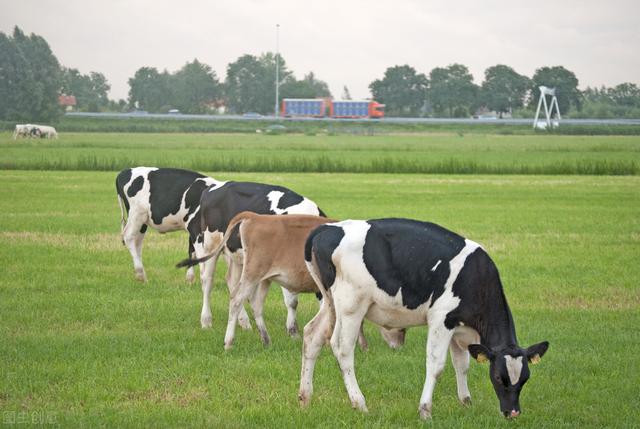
[175,213,249,268]
[115,173,129,243]
[304,228,332,302]
[117,194,127,236]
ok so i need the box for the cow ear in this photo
[525,341,549,365]
[468,344,494,363]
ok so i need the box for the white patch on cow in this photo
[505,355,523,385]
[267,191,286,214]
[283,197,321,216]
[207,180,227,192]
[427,239,480,325]
[266,191,321,216]
[331,220,373,286]
[431,260,441,272]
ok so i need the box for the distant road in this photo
[65,112,640,126]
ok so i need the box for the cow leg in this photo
[356,322,368,352]
[224,278,259,350]
[123,210,148,282]
[418,323,455,420]
[330,289,369,412]
[299,297,335,407]
[249,280,271,346]
[281,288,299,337]
[197,232,219,328]
[449,339,472,406]
[185,238,196,283]
[224,252,252,330]
[199,256,216,328]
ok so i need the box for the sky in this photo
[2,0,639,101]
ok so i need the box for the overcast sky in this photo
[2,0,639,101]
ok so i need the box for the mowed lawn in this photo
[0,170,639,428]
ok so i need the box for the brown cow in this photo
[178,212,406,350]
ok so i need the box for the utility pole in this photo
[275,23,280,118]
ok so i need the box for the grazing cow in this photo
[115,167,221,283]
[300,218,549,419]
[13,124,37,139]
[187,181,325,333]
[36,125,58,139]
[178,212,335,348]
[13,124,28,139]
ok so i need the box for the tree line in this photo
[1,26,639,122]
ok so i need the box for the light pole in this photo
[275,23,280,118]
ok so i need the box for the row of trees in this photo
[1,26,639,121]
[369,63,583,118]
[128,53,331,114]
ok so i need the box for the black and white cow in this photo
[115,167,220,283]
[188,181,325,332]
[300,218,549,419]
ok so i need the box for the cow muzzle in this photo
[503,409,520,419]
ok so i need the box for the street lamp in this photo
[275,23,280,118]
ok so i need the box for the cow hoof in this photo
[460,397,472,407]
[351,399,368,413]
[134,270,147,282]
[260,332,271,347]
[224,341,233,351]
[201,316,213,329]
[185,271,195,284]
[419,403,432,420]
[287,325,299,338]
[298,391,310,407]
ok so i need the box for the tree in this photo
[62,68,111,111]
[428,64,478,117]
[608,83,640,108]
[481,65,529,118]
[530,66,580,114]
[342,86,352,100]
[127,67,172,112]
[369,65,428,117]
[172,59,220,113]
[280,72,332,100]
[0,26,62,121]
[224,52,291,114]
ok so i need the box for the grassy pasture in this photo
[1,169,638,428]
[1,132,639,175]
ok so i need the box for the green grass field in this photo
[1,131,639,427]
[1,132,638,174]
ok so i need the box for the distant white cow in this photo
[35,125,58,139]
[13,124,58,139]
[13,124,30,139]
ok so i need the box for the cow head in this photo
[468,341,549,418]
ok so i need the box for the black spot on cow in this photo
[305,224,344,290]
[115,168,133,211]
[225,223,242,253]
[362,219,466,310]
[276,191,304,212]
[148,168,206,225]
[127,176,144,198]
[139,224,148,234]
[445,248,513,333]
